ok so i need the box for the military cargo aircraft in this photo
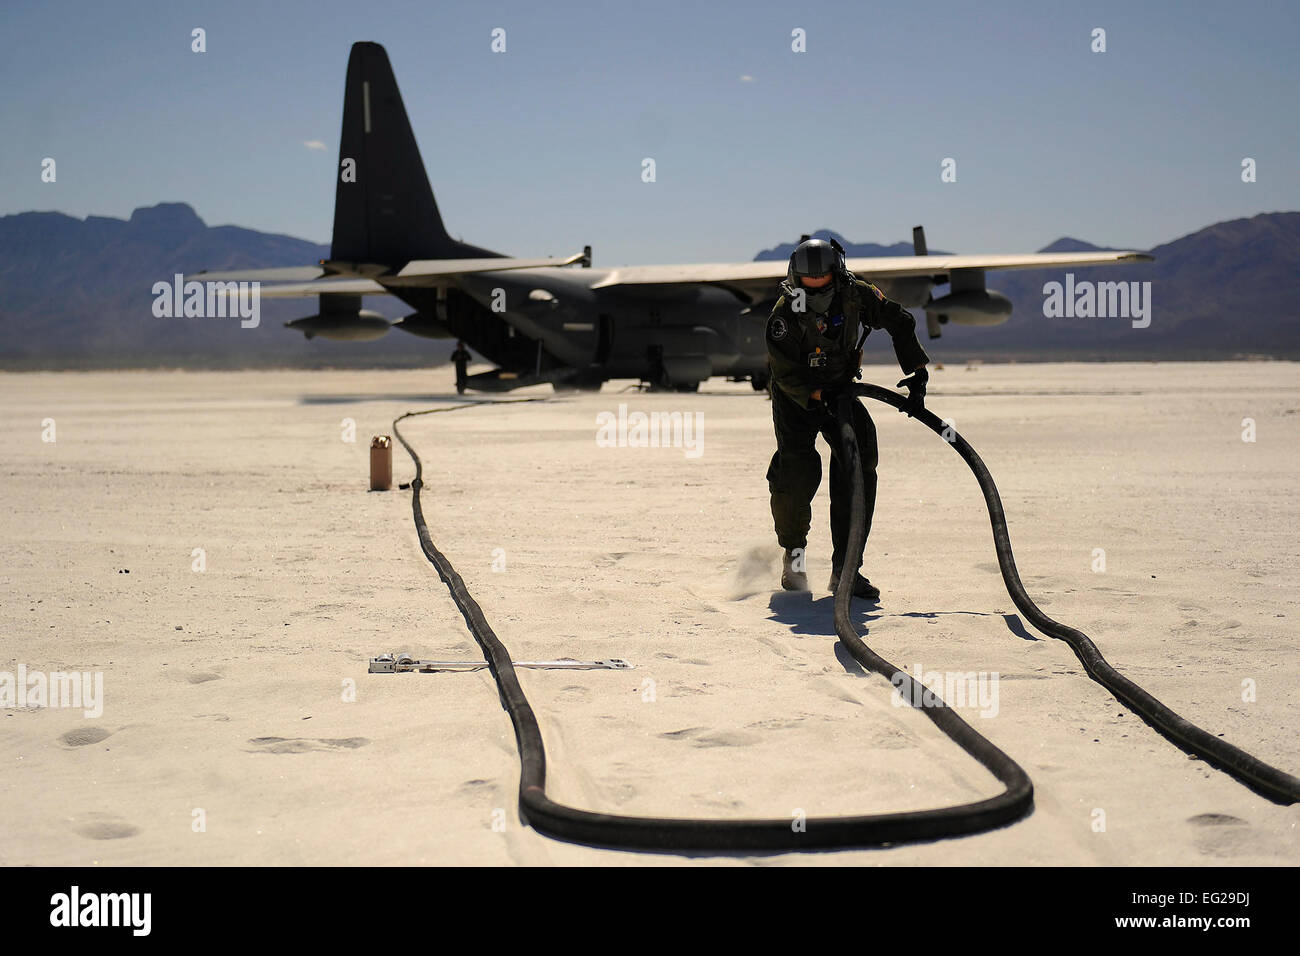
[191,42,1153,393]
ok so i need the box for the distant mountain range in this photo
[0,203,411,368]
[1,203,1297,367]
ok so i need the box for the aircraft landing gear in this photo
[641,377,700,393]
[450,340,470,395]
[552,375,604,394]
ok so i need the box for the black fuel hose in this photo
[393,398,1033,852]
[846,382,1299,805]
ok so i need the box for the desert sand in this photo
[1,361,1297,866]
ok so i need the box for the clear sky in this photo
[2,0,1297,264]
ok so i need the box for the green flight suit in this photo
[765,274,930,573]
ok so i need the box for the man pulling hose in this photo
[765,237,930,600]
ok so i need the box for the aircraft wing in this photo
[197,278,392,298]
[188,249,1151,302]
[846,250,1153,276]
[186,253,588,291]
[187,266,330,282]
[588,250,1153,302]
[387,252,585,281]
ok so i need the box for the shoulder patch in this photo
[767,315,788,341]
[866,282,884,300]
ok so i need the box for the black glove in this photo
[817,384,843,411]
[896,366,928,417]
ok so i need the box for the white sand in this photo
[1,362,1297,865]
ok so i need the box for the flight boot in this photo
[828,567,880,602]
[781,548,809,591]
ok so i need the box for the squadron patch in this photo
[768,316,788,340]
[867,283,884,300]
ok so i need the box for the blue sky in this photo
[2,0,1297,264]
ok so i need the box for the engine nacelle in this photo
[286,309,391,341]
[660,354,713,385]
[392,312,452,339]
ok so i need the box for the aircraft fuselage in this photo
[392,266,943,389]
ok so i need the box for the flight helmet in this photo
[789,238,842,282]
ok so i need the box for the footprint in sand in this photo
[74,813,138,840]
[856,723,921,750]
[690,729,761,748]
[184,672,223,684]
[997,673,1052,681]
[746,717,806,731]
[555,685,592,704]
[1186,812,1286,859]
[650,652,713,666]
[658,727,706,739]
[456,778,501,803]
[604,782,638,805]
[61,727,112,747]
[659,725,763,746]
[754,635,795,660]
[247,736,370,754]
[1188,812,1246,825]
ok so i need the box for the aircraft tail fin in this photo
[331,42,498,267]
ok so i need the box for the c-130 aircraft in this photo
[192,42,1152,393]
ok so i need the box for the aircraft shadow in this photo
[297,392,550,406]
[299,392,464,405]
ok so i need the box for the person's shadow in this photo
[766,591,876,675]
[766,591,1036,676]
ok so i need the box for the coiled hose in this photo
[393,394,1033,852]
[391,382,1296,854]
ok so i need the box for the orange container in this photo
[370,435,393,491]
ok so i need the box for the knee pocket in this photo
[768,451,821,494]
